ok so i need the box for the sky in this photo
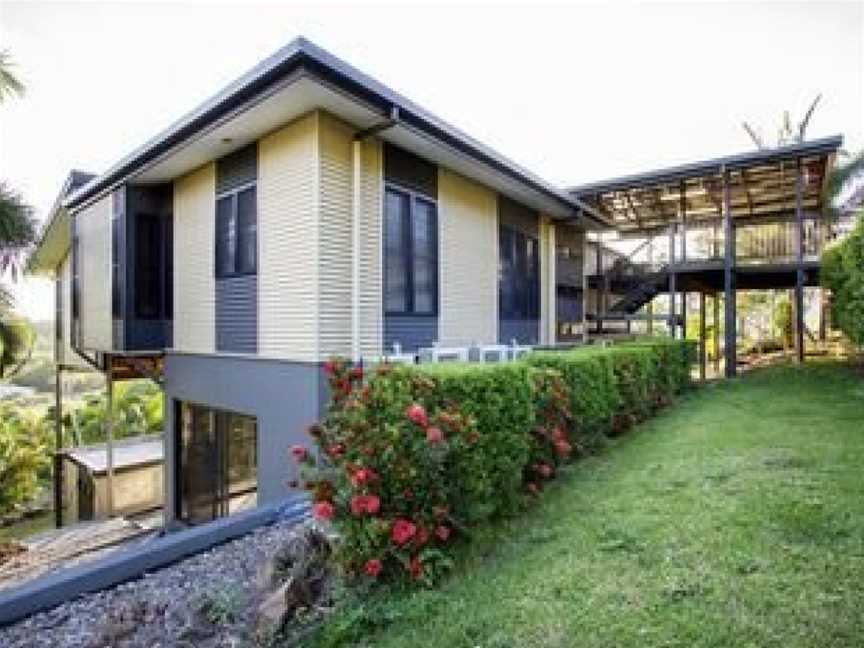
[1,0,862,321]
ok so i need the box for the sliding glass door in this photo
[176,402,258,524]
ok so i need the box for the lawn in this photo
[314,361,864,647]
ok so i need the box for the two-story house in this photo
[29,37,603,527]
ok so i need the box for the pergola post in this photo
[699,292,707,381]
[54,367,63,528]
[795,158,805,363]
[679,184,687,339]
[723,166,737,377]
[668,222,677,338]
[105,360,115,517]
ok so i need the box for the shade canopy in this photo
[570,136,843,234]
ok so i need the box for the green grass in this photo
[314,361,864,648]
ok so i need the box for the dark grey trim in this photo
[215,274,258,354]
[0,498,308,627]
[384,315,438,353]
[570,135,843,197]
[62,38,594,221]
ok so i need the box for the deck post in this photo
[723,166,737,377]
[713,292,720,375]
[699,292,707,381]
[680,180,687,264]
[54,366,63,528]
[105,359,115,517]
[668,222,676,338]
[795,158,805,363]
[596,238,604,334]
[582,232,590,344]
[646,236,654,334]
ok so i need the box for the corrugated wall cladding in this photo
[317,114,353,358]
[258,113,319,361]
[384,316,438,353]
[216,275,258,353]
[173,164,216,354]
[77,194,113,351]
[438,169,498,346]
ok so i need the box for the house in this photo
[28,37,603,528]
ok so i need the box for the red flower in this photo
[553,426,567,442]
[391,518,417,545]
[323,360,338,376]
[408,556,423,580]
[350,494,381,517]
[537,463,553,479]
[554,439,572,457]
[426,426,444,444]
[350,366,364,381]
[435,525,451,542]
[313,500,336,520]
[364,558,383,578]
[327,443,345,458]
[406,403,429,428]
[350,467,378,487]
[290,445,308,462]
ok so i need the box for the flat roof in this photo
[62,435,163,475]
[571,136,843,233]
[62,37,604,227]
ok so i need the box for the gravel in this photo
[0,517,312,648]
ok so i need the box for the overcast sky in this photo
[2,0,862,321]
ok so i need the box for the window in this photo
[176,402,258,524]
[384,186,438,316]
[215,185,257,278]
[135,213,164,319]
[499,225,540,320]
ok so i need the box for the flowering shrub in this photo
[292,339,692,586]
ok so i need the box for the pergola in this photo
[570,135,843,378]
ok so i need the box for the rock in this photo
[256,580,290,633]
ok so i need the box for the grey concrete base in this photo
[0,496,309,627]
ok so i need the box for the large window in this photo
[384,186,438,316]
[176,402,257,524]
[215,184,257,278]
[135,213,164,319]
[499,225,540,320]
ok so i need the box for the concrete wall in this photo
[163,352,325,524]
[76,194,113,351]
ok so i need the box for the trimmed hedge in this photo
[293,338,694,586]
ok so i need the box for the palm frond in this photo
[0,50,25,103]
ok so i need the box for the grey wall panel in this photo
[217,143,258,194]
[383,315,438,352]
[499,318,540,345]
[384,143,437,197]
[163,354,326,524]
[215,275,258,353]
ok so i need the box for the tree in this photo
[0,50,37,378]
[820,152,864,347]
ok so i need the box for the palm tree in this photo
[0,51,37,378]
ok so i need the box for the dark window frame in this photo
[215,181,257,279]
[383,183,439,318]
[498,224,540,321]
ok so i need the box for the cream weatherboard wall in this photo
[76,194,112,351]
[318,111,384,359]
[540,216,557,345]
[438,169,498,346]
[258,112,320,361]
[173,163,216,354]
[56,252,89,369]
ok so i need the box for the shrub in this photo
[0,405,50,516]
[294,339,692,586]
[822,213,864,347]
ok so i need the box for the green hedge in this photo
[295,338,693,586]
